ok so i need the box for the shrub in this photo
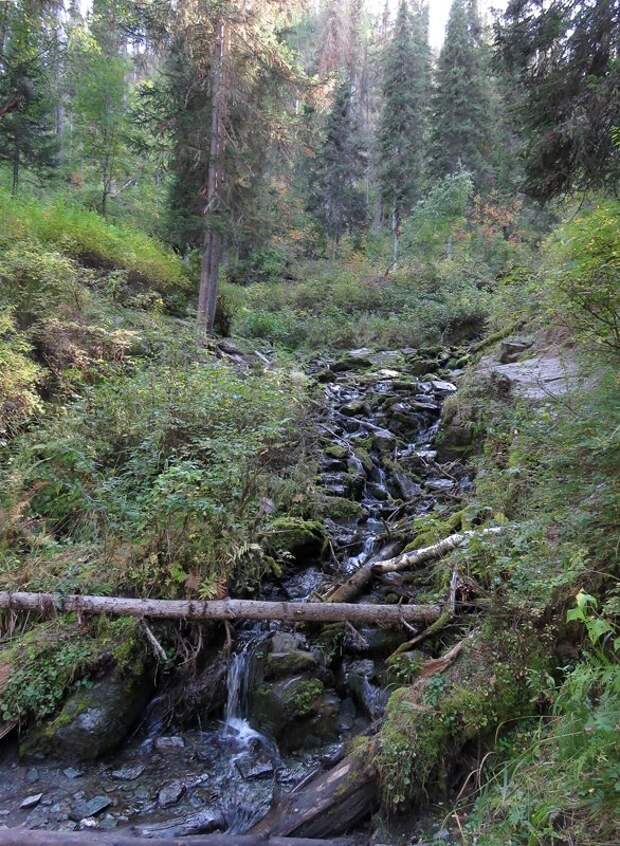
[0,188,191,295]
[546,201,620,355]
[0,309,42,438]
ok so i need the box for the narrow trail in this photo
[0,346,471,837]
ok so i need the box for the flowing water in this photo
[0,349,467,835]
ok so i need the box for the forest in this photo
[0,0,619,844]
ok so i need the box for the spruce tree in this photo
[430,0,492,188]
[307,75,367,250]
[378,0,430,261]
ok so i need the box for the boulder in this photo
[331,349,373,372]
[262,517,327,560]
[20,670,153,762]
[499,336,533,364]
[248,675,340,751]
[265,650,318,680]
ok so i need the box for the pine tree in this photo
[307,75,366,250]
[497,0,620,200]
[430,0,492,188]
[378,0,430,261]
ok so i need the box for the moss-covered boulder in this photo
[265,650,318,680]
[262,517,327,560]
[20,668,153,761]
[249,675,339,751]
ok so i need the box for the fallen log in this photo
[251,749,378,838]
[0,592,441,627]
[372,527,506,576]
[0,831,353,846]
[325,527,506,604]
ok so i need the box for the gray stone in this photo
[154,736,185,751]
[265,650,318,680]
[110,765,145,781]
[63,768,83,780]
[20,793,43,809]
[158,780,186,808]
[430,379,457,394]
[499,337,533,364]
[70,796,112,820]
[236,760,274,780]
[25,768,40,784]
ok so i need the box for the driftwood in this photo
[0,831,353,846]
[133,808,225,838]
[0,592,440,628]
[252,749,378,838]
[325,527,505,604]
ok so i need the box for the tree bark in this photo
[251,749,378,838]
[0,592,441,627]
[0,831,353,846]
[198,17,228,336]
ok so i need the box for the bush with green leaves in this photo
[546,200,620,355]
[0,359,308,598]
[0,308,42,438]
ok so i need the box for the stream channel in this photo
[0,346,470,837]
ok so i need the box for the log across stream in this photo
[0,348,475,838]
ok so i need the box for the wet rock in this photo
[337,697,356,732]
[249,676,339,751]
[110,765,145,781]
[20,793,43,809]
[371,428,396,452]
[425,478,454,492]
[154,736,185,751]
[367,350,404,368]
[341,399,367,416]
[429,379,457,395]
[344,660,387,721]
[319,495,365,521]
[134,809,226,838]
[271,631,305,653]
[63,767,83,780]
[19,670,153,762]
[265,650,318,680]
[25,767,40,784]
[392,472,422,500]
[70,795,112,820]
[236,760,274,780]
[158,779,186,808]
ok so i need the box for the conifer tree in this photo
[430,0,492,188]
[378,0,430,261]
[307,74,366,250]
[0,1,58,193]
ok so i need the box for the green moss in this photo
[403,510,464,552]
[323,444,348,459]
[284,678,324,718]
[262,516,327,558]
[319,496,365,521]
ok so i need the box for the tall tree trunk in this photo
[198,17,228,336]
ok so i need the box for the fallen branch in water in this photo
[325,527,507,603]
[0,591,440,627]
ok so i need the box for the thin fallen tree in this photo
[0,831,353,846]
[325,527,507,604]
[0,592,441,628]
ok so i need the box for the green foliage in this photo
[546,201,620,355]
[0,188,191,294]
[467,658,620,846]
[0,308,41,438]
[0,360,307,598]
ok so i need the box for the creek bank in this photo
[0,342,479,837]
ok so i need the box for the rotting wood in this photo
[0,830,354,846]
[251,749,378,838]
[0,592,441,627]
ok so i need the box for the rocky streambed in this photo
[0,344,472,837]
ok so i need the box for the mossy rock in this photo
[20,668,153,761]
[319,495,365,522]
[265,650,318,680]
[248,675,339,750]
[324,444,348,460]
[262,517,327,560]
